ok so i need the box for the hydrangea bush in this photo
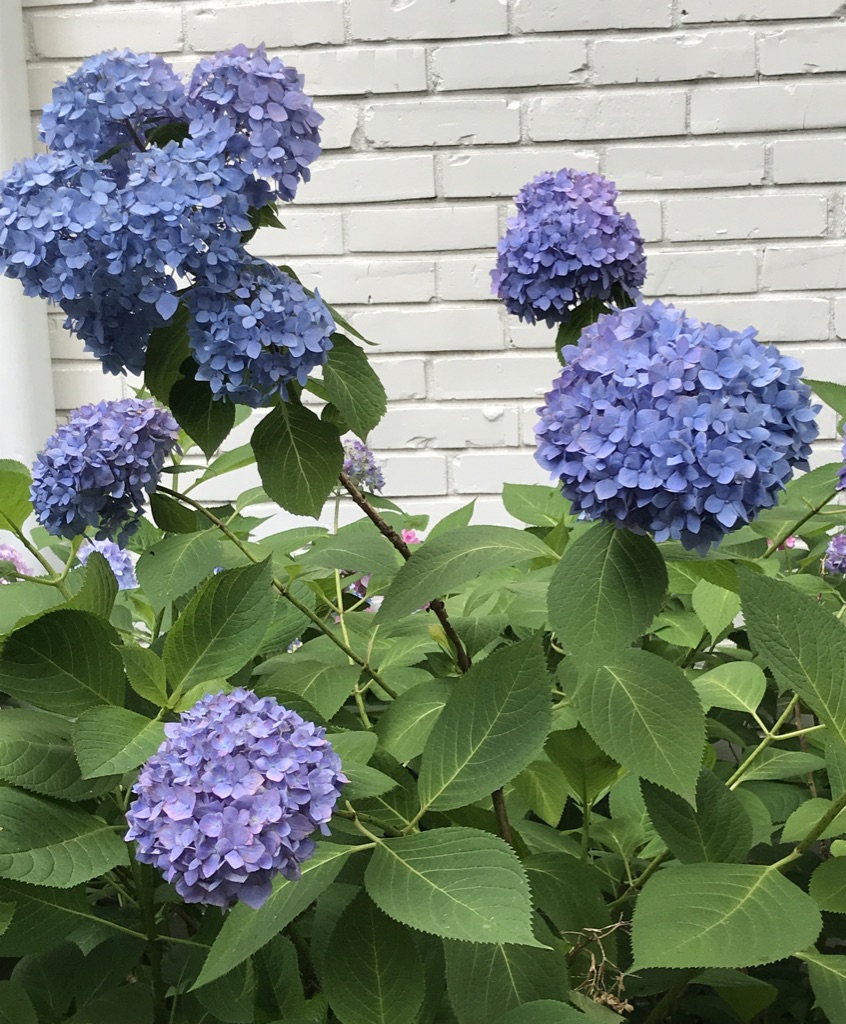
[2,44,846,1024]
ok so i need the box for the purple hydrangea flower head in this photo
[825,533,846,575]
[125,688,346,909]
[343,439,384,493]
[39,50,187,165]
[491,169,646,327]
[31,398,180,543]
[187,261,335,406]
[535,300,819,551]
[0,544,29,583]
[186,43,322,204]
[78,537,138,590]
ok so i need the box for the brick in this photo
[437,258,495,301]
[441,148,600,198]
[760,25,846,76]
[352,307,504,353]
[295,259,436,303]
[666,194,828,242]
[27,64,76,112]
[248,211,344,257]
[507,323,558,350]
[606,142,765,190]
[318,104,359,150]
[23,0,92,5]
[593,30,754,84]
[347,206,499,253]
[680,297,831,342]
[452,451,548,493]
[643,250,758,296]
[369,406,520,450]
[369,358,427,400]
[350,0,507,41]
[763,245,846,291]
[681,0,841,22]
[691,81,846,134]
[621,200,663,242]
[186,2,344,51]
[785,344,846,385]
[528,89,686,142]
[365,98,519,148]
[301,155,435,204]
[286,46,427,95]
[31,9,182,58]
[374,454,448,496]
[431,354,560,400]
[836,297,846,339]
[431,37,586,91]
[810,442,843,470]
[52,365,125,410]
[513,0,672,32]
[773,138,846,184]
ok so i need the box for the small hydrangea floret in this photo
[125,688,346,909]
[825,533,846,575]
[31,398,179,543]
[535,300,819,551]
[78,538,138,590]
[342,439,385,493]
[0,544,29,583]
[491,169,645,327]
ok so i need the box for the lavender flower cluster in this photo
[491,169,645,327]
[342,439,385,493]
[78,537,138,590]
[31,398,179,542]
[825,534,846,575]
[0,544,29,583]
[125,688,346,909]
[535,300,819,551]
[0,46,332,400]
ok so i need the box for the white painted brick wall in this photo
[13,0,846,520]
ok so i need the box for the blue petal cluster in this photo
[125,688,346,909]
[825,534,846,575]
[78,538,138,590]
[31,398,180,543]
[0,544,29,583]
[491,169,646,327]
[187,262,335,406]
[535,300,819,551]
[343,439,385,493]
[187,43,322,205]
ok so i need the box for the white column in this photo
[0,0,56,464]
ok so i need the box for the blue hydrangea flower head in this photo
[491,168,646,327]
[125,688,347,909]
[78,537,138,590]
[39,50,187,164]
[187,261,335,406]
[825,533,846,575]
[186,43,322,204]
[343,439,385,493]
[0,544,29,583]
[31,398,180,543]
[535,300,819,551]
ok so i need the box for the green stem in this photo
[763,488,839,557]
[580,782,591,864]
[772,788,846,870]
[608,850,670,911]
[726,695,800,790]
[156,486,397,700]
[9,524,71,597]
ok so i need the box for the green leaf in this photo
[364,828,539,946]
[300,520,402,575]
[149,491,200,533]
[323,335,388,439]
[692,662,766,714]
[445,938,569,1024]
[0,460,33,532]
[144,304,190,404]
[692,579,741,640]
[802,950,846,1023]
[253,935,307,1022]
[0,881,89,955]
[740,748,826,782]
[512,760,569,828]
[501,484,569,527]
[63,553,117,619]
[739,569,846,747]
[641,771,753,863]
[73,707,164,779]
[375,681,451,765]
[135,531,222,612]
[194,843,357,989]
[164,559,273,691]
[0,582,61,636]
[806,378,846,418]
[545,727,622,807]
[427,500,475,541]
[121,646,168,706]
[0,788,127,887]
[632,864,822,968]
[810,857,846,913]
[781,797,846,843]
[324,892,424,1024]
[256,661,359,721]
[0,710,114,802]
[0,904,12,938]
[195,443,256,487]
[378,527,552,624]
[0,609,125,716]
[547,524,667,657]
[496,1003,589,1024]
[0,981,37,1024]
[417,637,552,811]
[573,649,705,801]
[65,986,153,1024]
[169,375,235,459]
[252,403,343,518]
